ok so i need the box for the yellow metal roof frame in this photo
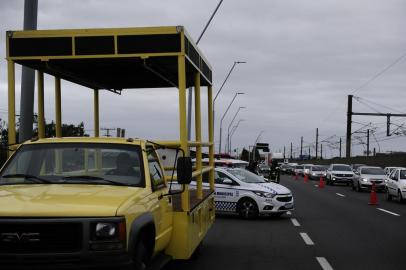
[6,26,212,92]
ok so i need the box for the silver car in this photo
[326,164,354,185]
[308,165,327,180]
[352,166,386,192]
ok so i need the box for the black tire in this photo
[132,239,149,270]
[386,189,392,201]
[351,181,355,191]
[398,190,404,204]
[355,182,361,192]
[238,198,259,219]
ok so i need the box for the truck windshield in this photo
[226,168,266,183]
[0,143,144,187]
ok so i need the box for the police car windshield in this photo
[226,168,266,183]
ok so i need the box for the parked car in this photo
[293,165,304,176]
[384,166,402,176]
[280,164,291,174]
[386,168,406,202]
[308,165,327,180]
[352,166,386,192]
[195,167,294,219]
[302,164,313,176]
[326,164,354,185]
[257,163,271,178]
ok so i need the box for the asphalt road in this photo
[164,174,406,270]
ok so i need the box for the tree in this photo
[240,148,249,161]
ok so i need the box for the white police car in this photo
[198,167,294,219]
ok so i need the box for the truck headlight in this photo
[95,223,117,238]
[253,190,276,198]
[90,220,126,251]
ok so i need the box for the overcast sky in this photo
[1,0,406,158]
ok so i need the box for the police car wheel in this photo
[238,198,259,219]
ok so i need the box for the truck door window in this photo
[147,148,166,191]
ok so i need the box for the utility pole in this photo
[346,95,353,158]
[339,137,342,158]
[308,146,311,159]
[320,144,323,159]
[19,0,38,142]
[290,142,293,159]
[373,147,376,156]
[315,128,319,159]
[366,129,370,157]
[283,146,286,159]
[300,136,303,158]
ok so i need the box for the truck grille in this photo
[0,222,82,253]
[335,174,353,177]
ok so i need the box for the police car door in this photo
[214,170,239,212]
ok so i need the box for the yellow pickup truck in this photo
[1,26,215,269]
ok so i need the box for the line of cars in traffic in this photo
[280,162,406,203]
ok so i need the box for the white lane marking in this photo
[291,218,301,227]
[316,257,334,270]
[336,193,345,197]
[300,232,314,245]
[377,208,400,217]
[314,184,319,187]
[286,211,292,215]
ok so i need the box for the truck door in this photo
[146,148,173,251]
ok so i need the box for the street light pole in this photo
[218,92,244,153]
[226,106,246,153]
[187,0,225,140]
[213,61,246,144]
[229,119,244,155]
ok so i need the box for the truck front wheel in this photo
[132,238,149,270]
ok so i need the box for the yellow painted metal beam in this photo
[194,72,203,199]
[192,166,212,178]
[7,60,16,152]
[208,85,215,191]
[94,89,100,137]
[178,54,190,212]
[55,77,62,137]
[37,71,45,139]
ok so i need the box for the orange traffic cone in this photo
[368,182,378,205]
[304,174,309,183]
[319,176,325,188]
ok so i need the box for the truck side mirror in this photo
[177,157,192,185]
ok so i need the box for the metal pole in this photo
[367,129,370,157]
[227,106,245,153]
[187,0,224,140]
[37,71,45,138]
[321,144,323,159]
[213,61,246,148]
[339,137,342,158]
[229,120,243,153]
[300,136,303,158]
[219,92,243,153]
[290,142,293,159]
[283,146,286,159]
[316,128,319,159]
[55,77,62,138]
[94,89,99,137]
[346,95,353,158]
[19,0,38,142]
